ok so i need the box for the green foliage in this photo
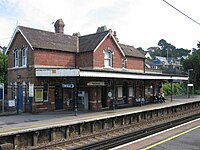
[148,39,190,59]
[147,47,161,58]
[136,47,145,54]
[0,48,8,84]
[182,49,200,88]
[163,83,186,96]
[194,89,200,95]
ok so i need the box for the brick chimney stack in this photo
[54,19,65,34]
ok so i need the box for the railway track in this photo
[29,107,200,150]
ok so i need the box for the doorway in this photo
[123,82,128,104]
[102,86,107,107]
[17,85,23,113]
[55,85,63,110]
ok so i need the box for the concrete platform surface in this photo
[0,95,200,136]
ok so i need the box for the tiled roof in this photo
[79,31,109,52]
[17,26,146,60]
[155,56,169,65]
[19,26,77,52]
[119,44,145,58]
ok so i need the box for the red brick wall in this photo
[7,32,35,100]
[94,36,124,68]
[34,49,75,67]
[126,56,144,71]
[76,51,93,68]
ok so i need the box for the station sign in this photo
[62,84,74,89]
[87,82,105,86]
[187,84,194,87]
[0,83,4,100]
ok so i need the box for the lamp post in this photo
[188,69,193,98]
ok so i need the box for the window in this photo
[104,50,112,68]
[14,49,19,67]
[129,87,133,96]
[122,59,127,69]
[117,87,123,98]
[22,48,27,67]
[43,83,49,102]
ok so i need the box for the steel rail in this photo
[30,108,200,150]
[72,113,200,150]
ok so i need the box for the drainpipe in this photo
[170,76,173,102]
[112,79,115,110]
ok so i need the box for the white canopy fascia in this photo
[35,68,188,80]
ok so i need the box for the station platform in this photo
[0,95,200,136]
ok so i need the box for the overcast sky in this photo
[0,0,200,50]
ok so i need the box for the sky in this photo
[0,0,200,50]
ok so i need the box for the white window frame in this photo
[104,50,113,68]
[122,58,127,69]
[22,47,27,67]
[117,87,123,98]
[14,49,19,67]
[129,86,133,96]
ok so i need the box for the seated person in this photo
[160,93,166,103]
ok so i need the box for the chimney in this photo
[54,19,65,33]
[113,31,119,42]
[96,25,107,33]
[72,32,81,37]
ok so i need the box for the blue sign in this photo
[0,83,4,100]
[0,89,3,100]
[62,84,74,89]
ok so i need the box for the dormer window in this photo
[104,50,113,68]
[14,49,19,67]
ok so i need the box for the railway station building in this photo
[6,19,188,113]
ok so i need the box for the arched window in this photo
[104,50,112,68]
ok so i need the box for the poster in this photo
[35,89,43,102]
[8,100,15,107]
[29,84,34,97]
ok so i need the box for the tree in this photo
[173,48,190,58]
[136,47,145,54]
[182,50,200,88]
[0,47,7,84]
[158,39,176,58]
[147,47,161,58]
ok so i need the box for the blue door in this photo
[17,85,23,114]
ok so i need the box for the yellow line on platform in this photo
[142,125,200,150]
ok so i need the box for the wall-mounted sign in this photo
[87,82,105,86]
[8,100,15,107]
[188,84,194,87]
[35,89,43,102]
[78,91,85,97]
[0,83,4,100]
[108,92,112,98]
[52,69,56,74]
[29,84,34,97]
[62,84,74,89]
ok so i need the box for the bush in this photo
[194,89,200,94]
[163,83,186,96]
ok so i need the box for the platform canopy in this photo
[35,68,188,80]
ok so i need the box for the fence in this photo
[0,83,16,115]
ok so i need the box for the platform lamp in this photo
[187,69,193,98]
